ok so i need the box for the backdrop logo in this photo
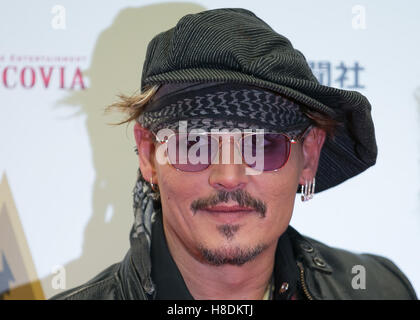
[0,173,45,299]
[308,60,366,89]
[0,54,87,90]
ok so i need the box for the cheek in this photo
[155,165,207,228]
[156,169,191,239]
[157,170,199,204]
[263,146,302,196]
[255,147,303,232]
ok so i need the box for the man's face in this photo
[135,124,325,266]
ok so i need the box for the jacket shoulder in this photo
[288,226,417,300]
[50,262,124,300]
[293,231,417,300]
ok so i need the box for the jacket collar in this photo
[287,226,333,300]
[287,226,333,273]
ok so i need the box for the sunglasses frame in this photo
[152,125,313,173]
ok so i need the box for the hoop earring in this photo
[301,177,315,202]
[149,177,160,200]
[150,177,159,192]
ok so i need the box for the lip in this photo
[201,205,254,223]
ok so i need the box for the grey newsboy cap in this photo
[140,7,377,193]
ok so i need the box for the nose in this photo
[208,136,249,191]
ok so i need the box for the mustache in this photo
[190,189,267,217]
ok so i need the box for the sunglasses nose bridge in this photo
[213,134,244,165]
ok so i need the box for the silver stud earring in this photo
[301,177,315,202]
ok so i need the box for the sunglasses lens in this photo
[166,133,218,172]
[164,132,291,172]
[241,133,291,171]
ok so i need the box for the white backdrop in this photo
[1,0,419,298]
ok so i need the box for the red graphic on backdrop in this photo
[0,54,87,90]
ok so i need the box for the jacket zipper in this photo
[297,261,314,300]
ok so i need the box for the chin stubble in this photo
[217,224,240,240]
[197,243,268,266]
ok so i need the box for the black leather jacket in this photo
[51,225,417,300]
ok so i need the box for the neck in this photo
[163,221,276,300]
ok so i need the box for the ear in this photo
[299,127,326,185]
[134,122,156,183]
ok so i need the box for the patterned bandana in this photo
[130,168,161,296]
[138,82,312,137]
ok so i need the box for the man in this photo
[52,8,417,300]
